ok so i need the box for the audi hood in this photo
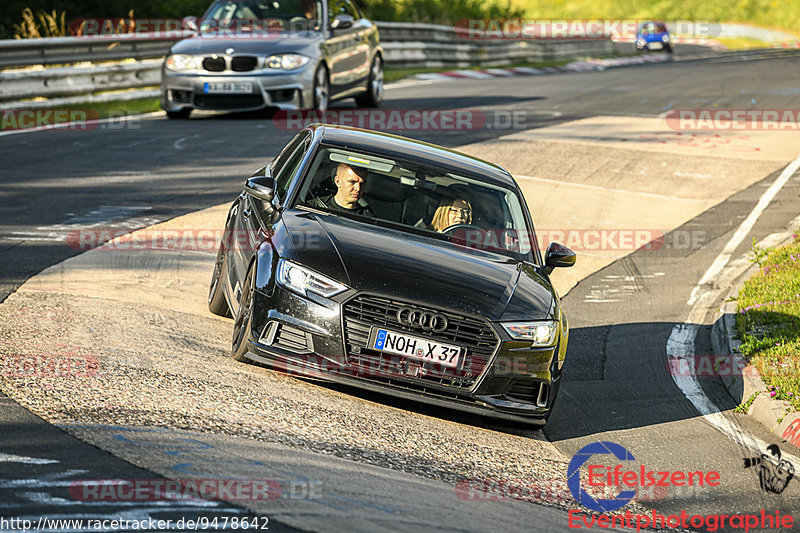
[278,211,555,321]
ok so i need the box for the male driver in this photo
[324,163,374,216]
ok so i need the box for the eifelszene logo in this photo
[568,441,637,512]
[567,441,721,512]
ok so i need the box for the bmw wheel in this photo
[355,55,384,108]
[312,65,329,112]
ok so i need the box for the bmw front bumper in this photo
[161,65,316,113]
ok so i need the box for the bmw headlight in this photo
[266,54,310,70]
[165,54,202,72]
[502,321,558,346]
[662,34,670,43]
[277,259,347,298]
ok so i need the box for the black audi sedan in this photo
[209,124,576,425]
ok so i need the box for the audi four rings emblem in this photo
[396,306,448,333]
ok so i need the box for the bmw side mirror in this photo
[544,242,576,275]
[182,16,199,34]
[244,176,276,202]
[331,14,354,30]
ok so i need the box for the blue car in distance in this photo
[635,21,672,54]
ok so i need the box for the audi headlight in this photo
[277,259,347,298]
[502,321,558,346]
[165,54,202,72]
[266,54,309,70]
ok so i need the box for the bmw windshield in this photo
[199,0,323,33]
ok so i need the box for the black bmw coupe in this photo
[209,124,576,425]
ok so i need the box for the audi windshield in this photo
[294,146,538,261]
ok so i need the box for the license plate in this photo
[203,82,254,94]
[372,328,462,368]
[647,42,663,50]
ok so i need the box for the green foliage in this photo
[511,0,800,37]
[736,232,800,411]
[748,237,769,267]
[734,391,759,413]
[1,1,210,39]
[13,7,66,38]
[361,0,525,25]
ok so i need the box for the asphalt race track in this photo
[1,47,800,531]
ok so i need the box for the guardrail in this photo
[0,22,615,108]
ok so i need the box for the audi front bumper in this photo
[239,283,566,425]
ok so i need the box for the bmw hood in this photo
[170,34,321,56]
[282,212,554,321]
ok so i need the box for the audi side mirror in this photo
[244,176,276,202]
[544,242,576,275]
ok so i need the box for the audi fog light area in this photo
[209,124,576,426]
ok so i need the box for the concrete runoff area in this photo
[1,114,799,530]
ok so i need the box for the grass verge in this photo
[713,36,790,50]
[735,231,800,410]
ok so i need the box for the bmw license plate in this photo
[203,82,254,94]
[647,42,663,50]
[372,328,462,368]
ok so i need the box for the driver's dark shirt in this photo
[322,195,374,217]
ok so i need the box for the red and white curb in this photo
[415,54,672,80]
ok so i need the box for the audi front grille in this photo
[341,294,499,390]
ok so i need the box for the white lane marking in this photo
[667,153,800,464]
[3,205,160,243]
[687,154,800,305]
[173,137,186,150]
[0,469,89,489]
[0,112,163,138]
[448,70,495,79]
[584,273,665,303]
[0,453,59,465]
[15,491,236,508]
[385,78,451,89]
